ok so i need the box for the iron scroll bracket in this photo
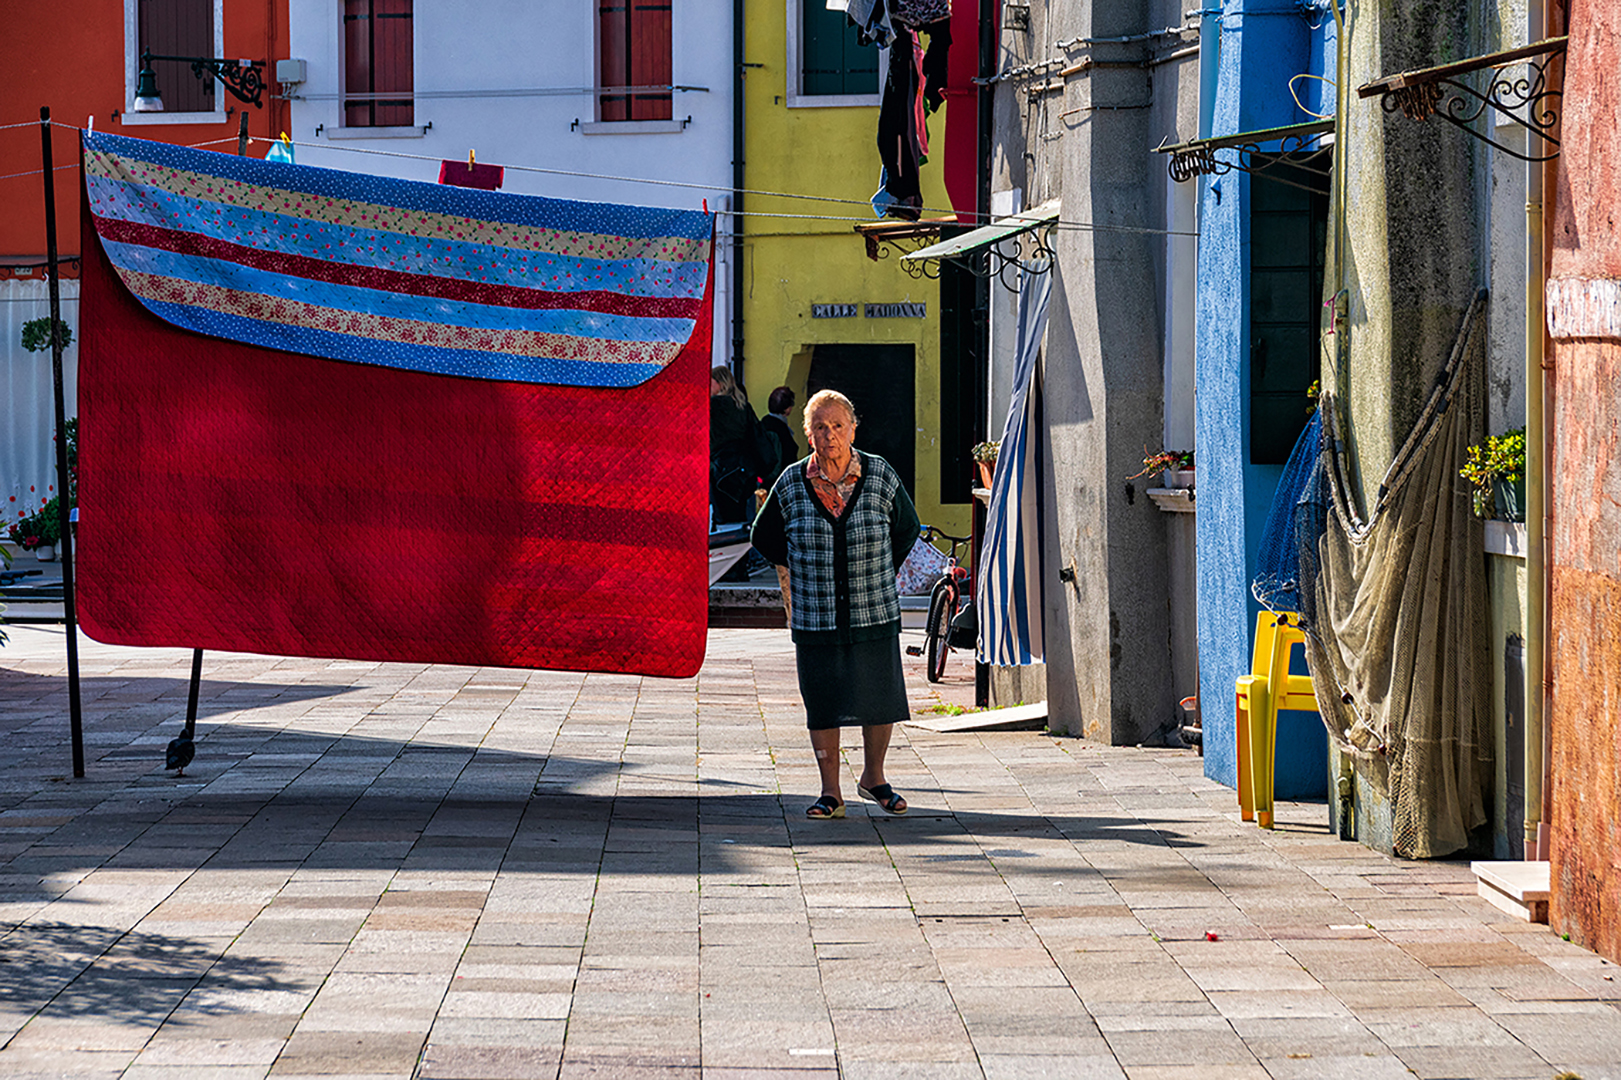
[854,220,952,280]
[1356,36,1566,162]
[889,206,1060,290]
[1154,119,1335,195]
[144,52,268,108]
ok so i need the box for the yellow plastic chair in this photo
[1235,611,1318,829]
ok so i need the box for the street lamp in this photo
[131,49,267,112]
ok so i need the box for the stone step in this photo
[1470,860,1550,923]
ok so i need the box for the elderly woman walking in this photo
[751,389,920,819]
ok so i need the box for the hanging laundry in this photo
[890,0,951,24]
[438,159,505,190]
[853,0,951,219]
[842,0,895,47]
[919,16,951,112]
[265,133,295,164]
[876,27,923,218]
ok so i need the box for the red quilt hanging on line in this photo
[75,131,714,677]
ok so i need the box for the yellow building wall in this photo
[740,1,969,536]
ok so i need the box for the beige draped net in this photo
[1302,293,1494,859]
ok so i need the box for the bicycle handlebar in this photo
[919,525,971,546]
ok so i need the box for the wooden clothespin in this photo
[468,149,476,172]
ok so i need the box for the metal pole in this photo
[185,648,203,738]
[39,107,85,778]
[236,109,250,156]
[973,0,994,708]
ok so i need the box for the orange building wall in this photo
[0,0,291,261]
[1547,0,1621,965]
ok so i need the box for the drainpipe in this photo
[1524,125,1546,861]
[730,0,746,379]
[1524,0,1560,863]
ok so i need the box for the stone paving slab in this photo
[2,626,1619,1078]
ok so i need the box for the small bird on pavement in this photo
[165,733,195,775]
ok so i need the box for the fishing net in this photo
[1296,293,1494,859]
[1253,411,1324,614]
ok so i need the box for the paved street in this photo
[2,625,1619,1080]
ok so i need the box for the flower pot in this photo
[34,544,56,562]
[976,461,996,490]
[1493,475,1526,523]
[1162,469,1195,489]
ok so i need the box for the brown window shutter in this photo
[599,0,671,121]
[629,2,672,120]
[138,0,215,114]
[344,0,413,127]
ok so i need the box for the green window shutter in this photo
[802,2,876,96]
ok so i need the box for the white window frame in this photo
[122,0,230,125]
[786,0,882,108]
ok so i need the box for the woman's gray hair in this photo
[802,389,857,436]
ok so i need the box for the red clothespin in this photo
[702,198,708,213]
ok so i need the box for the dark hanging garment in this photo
[919,17,951,113]
[877,28,923,214]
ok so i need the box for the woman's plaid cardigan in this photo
[750,451,920,644]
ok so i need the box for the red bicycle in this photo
[904,526,972,682]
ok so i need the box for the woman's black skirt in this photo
[796,636,910,730]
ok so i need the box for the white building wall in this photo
[284,0,735,367]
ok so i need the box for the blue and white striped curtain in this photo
[976,267,1051,665]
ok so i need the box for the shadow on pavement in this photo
[0,920,295,1022]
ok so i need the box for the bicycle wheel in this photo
[925,580,955,683]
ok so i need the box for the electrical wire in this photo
[0,130,246,183]
[237,136,1198,234]
[0,120,1201,236]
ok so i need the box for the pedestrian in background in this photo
[709,367,768,526]
[762,386,802,483]
[750,389,919,819]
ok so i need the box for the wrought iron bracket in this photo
[941,224,1056,291]
[1155,119,1334,195]
[145,51,268,108]
[855,220,951,279]
[1356,36,1565,162]
[891,208,1060,290]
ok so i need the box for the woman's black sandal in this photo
[857,783,908,815]
[806,795,845,819]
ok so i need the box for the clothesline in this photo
[0,122,1198,237]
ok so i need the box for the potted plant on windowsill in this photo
[1461,427,1526,522]
[972,440,1000,490]
[8,498,62,561]
[1127,448,1194,489]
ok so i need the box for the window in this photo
[1249,158,1329,464]
[344,0,413,128]
[130,0,221,118]
[801,2,878,96]
[598,1,672,122]
[788,0,880,106]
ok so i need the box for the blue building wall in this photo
[1195,1,1337,798]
